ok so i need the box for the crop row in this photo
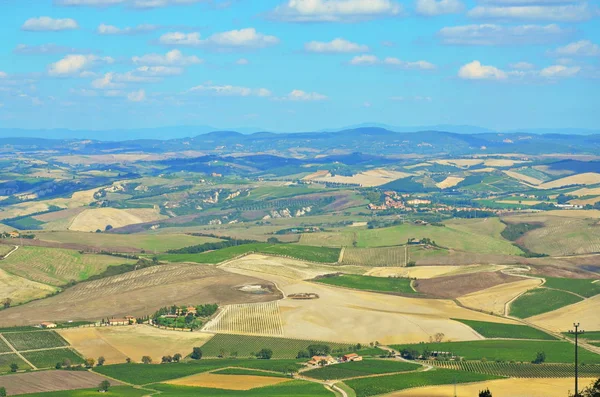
[342,247,406,267]
[203,302,284,336]
[425,360,600,378]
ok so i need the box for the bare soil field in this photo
[436,176,465,189]
[69,207,166,232]
[60,325,214,364]
[415,271,523,299]
[458,278,542,315]
[388,377,597,397]
[164,373,291,390]
[0,370,121,395]
[538,172,600,189]
[528,294,600,332]
[0,265,281,326]
[0,268,58,305]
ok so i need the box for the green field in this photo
[22,348,84,368]
[303,359,421,380]
[390,340,600,364]
[0,338,11,354]
[344,368,501,397]
[543,277,600,298]
[454,319,556,340]
[19,386,148,397]
[0,353,28,373]
[313,274,416,294]
[509,288,583,318]
[340,245,449,266]
[94,359,304,385]
[150,381,333,396]
[158,243,340,264]
[427,360,600,378]
[2,331,68,350]
[211,367,289,377]
[563,331,600,341]
[200,334,358,359]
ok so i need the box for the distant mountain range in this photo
[1,124,599,141]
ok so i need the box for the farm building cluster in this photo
[307,353,363,367]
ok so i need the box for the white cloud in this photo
[188,84,272,97]
[97,23,159,35]
[283,89,328,101]
[384,57,436,70]
[14,43,92,55]
[22,16,79,32]
[236,58,250,65]
[127,89,146,102]
[92,72,123,89]
[468,3,596,22]
[0,72,7,78]
[305,38,369,53]
[438,24,568,45]
[55,0,209,8]
[509,61,535,69]
[159,28,279,49]
[350,54,379,65]
[48,54,114,76]
[552,40,600,57]
[416,0,464,16]
[134,65,183,76]
[92,66,183,88]
[132,49,202,66]
[458,60,507,80]
[539,64,580,78]
[270,0,402,22]
[55,0,126,5]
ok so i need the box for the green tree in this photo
[479,389,492,397]
[532,352,546,364]
[173,353,182,362]
[572,377,600,397]
[161,355,173,363]
[125,357,131,363]
[190,347,203,360]
[55,362,62,369]
[141,356,152,364]
[97,356,105,366]
[0,386,6,397]
[9,363,18,372]
[307,344,330,356]
[98,380,111,392]
[85,358,95,368]
[256,348,273,360]
[2,298,11,309]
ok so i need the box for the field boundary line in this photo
[0,333,37,370]
[542,286,587,300]
[0,245,19,260]
[338,247,345,263]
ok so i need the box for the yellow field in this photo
[436,177,464,189]
[503,170,542,185]
[528,294,600,332]
[484,159,527,167]
[68,207,166,232]
[0,187,100,220]
[570,187,600,197]
[458,278,541,315]
[538,172,600,189]
[388,377,596,397]
[59,325,214,364]
[302,169,411,187]
[0,268,57,304]
[203,301,284,336]
[164,373,291,390]
[434,159,484,168]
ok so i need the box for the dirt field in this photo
[415,271,523,299]
[388,377,597,397]
[458,278,542,315]
[0,268,57,305]
[302,169,411,187]
[528,294,600,332]
[69,207,166,232]
[436,176,465,189]
[503,170,543,185]
[365,265,504,279]
[538,172,600,189]
[0,265,281,326]
[0,370,121,395]
[165,373,291,390]
[60,325,214,364]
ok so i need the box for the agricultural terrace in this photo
[203,301,284,336]
[0,246,135,286]
[303,359,421,380]
[199,334,365,359]
[390,340,600,364]
[543,277,600,298]
[344,368,501,397]
[313,274,416,294]
[453,319,556,340]
[149,381,333,396]
[509,288,583,318]
[426,360,600,378]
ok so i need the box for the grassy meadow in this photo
[509,288,583,318]
[313,274,416,294]
[454,319,556,340]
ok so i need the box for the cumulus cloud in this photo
[55,0,126,5]
[55,0,213,8]
[92,66,183,89]
[48,54,114,76]
[282,89,328,101]
[188,84,272,97]
[0,72,7,78]
[22,16,79,32]
[132,49,202,66]
[416,0,464,16]
[305,38,369,53]
[438,24,568,46]
[552,40,600,57]
[509,61,535,70]
[458,60,507,80]
[14,43,93,55]
[467,3,596,22]
[270,0,402,22]
[236,58,250,65]
[97,23,159,35]
[159,28,279,49]
[127,89,146,102]
[539,64,580,77]
[350,55,436,69]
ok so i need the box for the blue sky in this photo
[1,0,599,132]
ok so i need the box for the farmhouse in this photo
[186,306,197,315]
[342,353,363,362]
[108,318,129,326]
[9,231,19,238]
[40,322,57,329]
[308,355,336,366]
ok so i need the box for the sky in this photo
[0,0,599,133]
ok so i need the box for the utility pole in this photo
[569,322,585,397]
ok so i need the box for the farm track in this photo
[0,245,19,260]
[0,333,37,370]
